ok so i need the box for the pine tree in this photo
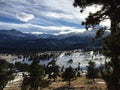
[46,60,60,81]
[76,63,81,77]
[73,0,120,89]
[62,66,75,87]
[0,59,15,90]
[86,61,97,82]
[21,57,48,90]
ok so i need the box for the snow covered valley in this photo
[1,50,109,90]
[7,50,110,69]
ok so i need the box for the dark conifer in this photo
[21,57,48,90]
[46,60,60,81]
[62,66,75,87]
[73,0,120,89]
[86,61,96,82]
[0,59,15,90]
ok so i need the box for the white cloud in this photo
[0,22,86,34]
[44,12,74,19]
[100,19,111,28]
[55,28,86,35]
[39,2,102,25]
[0,0,110,34]
[16,12,35,22]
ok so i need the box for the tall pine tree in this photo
[73,0,120,89]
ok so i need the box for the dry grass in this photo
[71,76,106,90]
[4,76,107,90]
[44,76,107,90]
[4,81,22,90]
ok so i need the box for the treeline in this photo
[0,47,49,54]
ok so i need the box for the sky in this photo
[0,0,110,35]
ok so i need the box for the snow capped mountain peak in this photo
[0,29,109,51]
[37,34,57,39]
[0,29,110,40]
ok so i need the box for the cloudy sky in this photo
[0,0,110,35]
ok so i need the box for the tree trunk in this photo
[105,56,120,90]
[105,15,120,90]
[40,87,42,90]
[110,14,118,34]
[93,79,95,84]
[68,80,71,87]
[31,87,38,90]
[107,57,120,90]
[0,87,4,90]
[53,77,56,82]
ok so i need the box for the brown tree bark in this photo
[105,14,120,90]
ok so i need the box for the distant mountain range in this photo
[0,29,110,51]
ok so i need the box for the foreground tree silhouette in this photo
[0,59,15,90]
[73,0,120,89]
[62,66,75,87]
[21,58,48,90]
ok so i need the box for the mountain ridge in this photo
[0,29,109,51]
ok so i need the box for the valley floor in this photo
[1,50,108,90]
[4,76,106,90]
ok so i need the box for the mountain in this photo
[0,29,25,36]
[0,29,110,51]
[0,29,37,41]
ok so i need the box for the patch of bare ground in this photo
[4,80,22,90]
